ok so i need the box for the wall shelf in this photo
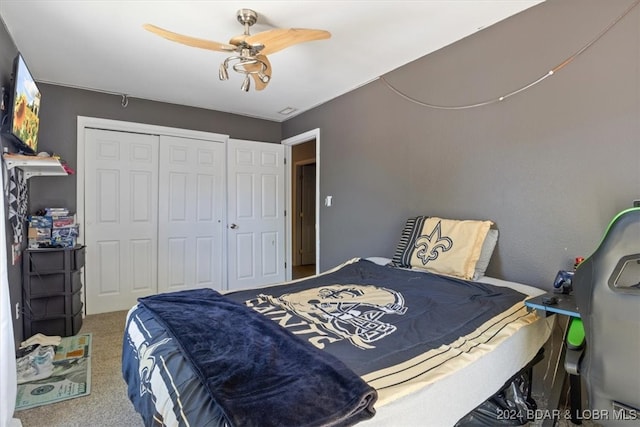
[3,153,68,179]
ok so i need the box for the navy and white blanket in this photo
[135,287,377,427]
[123,259,528,426]
[224,259,528,376]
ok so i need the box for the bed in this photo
[122,216,554,426]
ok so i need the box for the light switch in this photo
[325,196,332,207]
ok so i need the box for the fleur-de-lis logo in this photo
[138,338,171,396]
[414,221,453,265]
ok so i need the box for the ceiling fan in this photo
[143,9,331,92]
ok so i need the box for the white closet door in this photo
[158,135,226,293]
[84,128,159,314]
[227,139,286,290]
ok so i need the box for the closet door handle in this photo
[229,223,239,229]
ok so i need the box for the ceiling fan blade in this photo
[246,28,331,55]
[143,24,236,52]
[244,55,272,91]
[228,34,249,46]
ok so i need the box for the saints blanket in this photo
[138,288,377,427]
[224,259,528,377]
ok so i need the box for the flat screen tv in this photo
[7,53,41,154]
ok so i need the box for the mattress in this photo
[122,257,553,426]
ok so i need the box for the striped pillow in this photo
[391,216,429,268]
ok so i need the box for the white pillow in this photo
[365,256,393,266]
[473,229,499,280]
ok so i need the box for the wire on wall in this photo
[380,0,640,110]
[36,79,131,109]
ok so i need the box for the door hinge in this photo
[284,262,287,269]
[284,157,287,165]
[284,210,287,217]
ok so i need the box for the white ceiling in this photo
[0,1,543,122]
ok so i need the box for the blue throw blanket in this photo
[138,289,377,427]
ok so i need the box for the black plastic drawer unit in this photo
[23,246,86,337]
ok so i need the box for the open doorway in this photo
[291,141,316,279]
[282,128,321,280]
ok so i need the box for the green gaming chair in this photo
[571,207,640,425]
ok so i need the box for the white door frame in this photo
[76,116,229,310]
[282,128,320,281]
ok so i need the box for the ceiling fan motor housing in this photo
[237,9,258,27]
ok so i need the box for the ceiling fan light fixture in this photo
[218,54,270,91]
[218,63,229,81]
[241,75,251,92]
[258,72,270,84]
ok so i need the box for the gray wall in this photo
[283,0,640,289]
[30,84,282,212]
[0,17,24,346]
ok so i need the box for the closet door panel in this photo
[158,136,226,293]
[84,128,159,314]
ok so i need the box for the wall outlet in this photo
[15,302,20,320]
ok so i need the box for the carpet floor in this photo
[15,310,143,427]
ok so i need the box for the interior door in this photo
[300,163,316,265]
[84,128,159,314]
[158,135,226,294]
[227,139,286,290]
